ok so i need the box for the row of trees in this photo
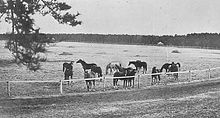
[1,33,220,49]
[41,33,220,49]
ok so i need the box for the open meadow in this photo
[1,40,220,96]
[1,40,220,117]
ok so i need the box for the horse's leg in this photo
[86,81,89,91]
[158,75,161,84]
[151,76,154,85]
[93,80,95,91]
[127,79,130,87]
[113,79,117,88]
[116,79,118,87]
[132,78,134,88]
[110,68,112,75]
[113,79,116,87]
[128,79,130,87]
[156,76,159,84]
[89,81,92,91]
[70,74,73,85]
[175,73,178,81]
[67,75,70,86]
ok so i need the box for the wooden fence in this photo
[1,66,220,98]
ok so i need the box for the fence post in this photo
[60,80,63,94]
[103,77,105,91]
[208,68,211,79]
[188,70,191,82]
[137,75,140,88]
[7,81,10,97]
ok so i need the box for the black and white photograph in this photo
[1,0,220,117]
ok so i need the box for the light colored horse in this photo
[105,61,122,75]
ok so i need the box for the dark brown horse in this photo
[91,65,103,77]
[160,62,181,72]
[160,63,171,72]
[124,68,136,88]
[151,67,161,85]
[76,59,97,71]
[168,62,180,80]
[113,65,136,88]
[63,61,74,85]
[128,60,147,74]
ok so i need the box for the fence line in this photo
[2,66,220,97]
[1,66,220,83]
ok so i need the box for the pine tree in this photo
[0,0,81,71]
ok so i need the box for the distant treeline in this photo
[1,33,220,49]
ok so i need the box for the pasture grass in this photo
[1,41,220,97]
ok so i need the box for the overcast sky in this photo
[0,0,220,35]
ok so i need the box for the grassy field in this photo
[1,40,220,97]
[1,40,220,117]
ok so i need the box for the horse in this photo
[114,65,136,88]
[168,62,180,80]
[113,71,126,88]
[160,63,171,72]
[151,67,161,85]
[84,70,96,91]
[105,61,122,75]
[128,60,147,74]
[63,61,74,85]
[76,59,97,71]
[160,62,181,72]
[91,65,103,77]
[124,68,136,88]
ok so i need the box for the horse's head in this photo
[128,61,131,66]
[70,61,74,65]
[76,59,83,63]
[128,61,135,66]
[152,67,157,73]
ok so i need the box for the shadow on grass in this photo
[0,59,16,67]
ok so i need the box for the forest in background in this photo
[1,33,220,49]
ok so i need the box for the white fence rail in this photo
[1,66,220,97]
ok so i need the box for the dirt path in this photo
[1,78,220,117]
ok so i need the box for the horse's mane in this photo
[77,59,86,64]
[115,64,127,72]
[128,61,138,66]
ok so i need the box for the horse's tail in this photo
[143,62,147,72]
[106,64,109,74]
[160,66,164,72]
[99,67,103,77]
